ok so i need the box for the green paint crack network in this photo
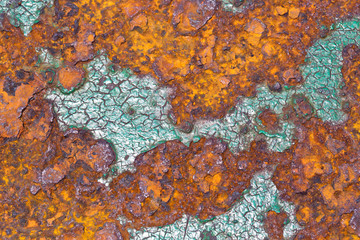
[46,19,359,172]
[44,18,360,240]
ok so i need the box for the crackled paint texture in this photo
[47,19,360,169]
[47,54,178,172]
[47,54,295,172]
[0,0,53,35]
[193,18,360,152]
[129,170,301,240]
[297,19,360,123]
[194,86,295,153]
[2,0,360,239]
[47,53,296,171]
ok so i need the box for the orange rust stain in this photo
[0,74,45,138]
[18,0,360,125]
[57,66,85,91]
[1,0,360,239]
[272,117,360,239]
[264,211,288,239]
[107,138,275,229]
[0,122,121,239]
[257,109,280,132]
[20,95,54,142]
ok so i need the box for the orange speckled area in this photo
[1,0,360,239]
[57,66,85,91]
[0,74,45,138]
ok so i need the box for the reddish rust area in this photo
[0,112,121,239]
[264,211,288,240]
[1,0,360,239]
[0,110,269,238]
[13,0,359,125]
[20,94,54,142]
[0,74,45,138]
[107,138,267,229]
[272,118,360,239]
[57,66,85,92]
[257,109,280,132]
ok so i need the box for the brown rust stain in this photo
[1,0,360,239]
[107,138,269,229]
[264,211,288,240]
[19,0,360,125]
[272,117,360,239]
[57,66,85,92]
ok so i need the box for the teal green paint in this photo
[296,19,360,123]
[45,55,295,172]
[193,86,296,153]
[256,126,286,139]
[320,25,328,31]
[221,0,250,13]
[46,19,360,173]
[192,18,360,153]
[0,0,53,36]
[40,17,360,240]
[128,169,301,240]
[46,54,179,172]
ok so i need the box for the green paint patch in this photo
[0,0,53,36]
[40,15,360,240]
[193,86,295,153]
[297,19,360,123]
[193,18,360,152]
[221,0,250,13]
[46,54,179,172]
[46,19,360,173]
[46,54,296,173]
[128,169,301,240]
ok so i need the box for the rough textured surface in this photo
[0,0,53,35]
[47,54,177,172]
[1,0,360,239]
[47,19,360,170]
[46,54,297,172]
[128,170,300,240]
[0,73,45,138]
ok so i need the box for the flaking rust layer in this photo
[1,0,360,239]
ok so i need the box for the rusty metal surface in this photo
[1,0,360,239]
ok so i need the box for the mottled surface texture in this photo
[1,0,360,239]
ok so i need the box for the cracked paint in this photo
[1,0,360,239]
[46,54,178,172]
[128,170,301,240]
[0,0,53,35]
[47,18,360,170]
